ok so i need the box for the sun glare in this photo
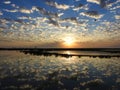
[63,36,75,46]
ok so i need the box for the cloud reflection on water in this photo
[0,51,120,90]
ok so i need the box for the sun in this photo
[63,36,75,46]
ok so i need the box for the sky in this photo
[0,0,120,48]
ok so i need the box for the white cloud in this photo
[20,8,33,14]
[115,15,120,19]
[55,3,70,10]
[80,11,103,19]
[110,5,120,10]
[73,4,88,11]
[46,1,69,10]
[87,0,100,4]
[62,17,78,24]
[48,18,59,26]
[0,11,3,15]
[58,13,64,17]
[3,1,11,4]
[4,9,18,13]
[32,6,38,11]
[11,4,19,8]
[73,7,80,11]
[87,0,109,8]
[83,4,89,10]
[46,1,56,7]
[36,6,58,18]
[18,16,29,20]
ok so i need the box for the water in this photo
[48,50,120,55]
[0,50,120,90]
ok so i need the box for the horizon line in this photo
[0,47,120,50]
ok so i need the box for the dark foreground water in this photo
[0,50,120,90]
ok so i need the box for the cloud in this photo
[105,0,120,9]
[3,1,11,4]
[57,17,82,28]
[100,0,108,8]
[11,4,19,8]
[48,18,59,26]
[87,0,100,4]
[18,16,29,20]
[36,7,46,14]
[36,6,58,18]
[36,7,51,16]
[73,4,89,11]
[80,11,103,19]
[32,6,38,11]
[110,5,120,10]
[0,17,24,25]
[0,26,7,30]
[62,17,78,24]
[58,13,64,17]
[45,1,56,7]
[0,11,3,15]
[115,15,120,19]
[45,1,69,10]
[14,19,24,24]
[48,12,58,18]
[0,18,12,24]
[4,9,18,13]
[87,0,107,8]
[72,3,84,11]
[20,8,33,14]
[55,3,70,10]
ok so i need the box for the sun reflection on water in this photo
[66,51,71,55]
